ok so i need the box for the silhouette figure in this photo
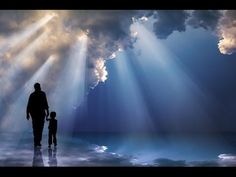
[26,83,49,147]
[47,111,57,148]
[32,148,44,167]
[48,147,57,166]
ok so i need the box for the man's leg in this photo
[35,122,41,146]
[38,120,44,145]
[32,121,38,147]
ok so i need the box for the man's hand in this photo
[26,114,30,120]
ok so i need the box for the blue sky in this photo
[76,23,236,133]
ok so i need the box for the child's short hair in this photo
[50,111,56,118]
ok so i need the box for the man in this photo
[27,83,49,147]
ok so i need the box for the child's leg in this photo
[53,133,57,146]
[48,130,52,146]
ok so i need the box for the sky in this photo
[0,10,236,133]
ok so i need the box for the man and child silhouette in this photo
[26,83,57,149]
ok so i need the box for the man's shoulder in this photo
[30,91,47,99]
[38,91,46,95]
[30,92,35,96]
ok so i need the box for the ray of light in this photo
[48,34,88,133]
[0,31,48,98]
[112,51,155,133]
[0,14,55,54]
[129,21,215,132]
[0,55,57,132]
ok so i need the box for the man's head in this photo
[34,83,41,91]
[50,111,56,119]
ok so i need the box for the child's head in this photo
[50,111,56,119]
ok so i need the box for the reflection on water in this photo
[48,148,57,167]
[33,148,44,167]
[0,132,236,166]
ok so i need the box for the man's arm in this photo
[44,92,49,117]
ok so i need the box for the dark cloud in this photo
[153,158,186,166]
[187,10,222,31]
[62,10,150,88]
[152,10,189,39]
[0,10,38,35]
[152,158,236,167]
[220,10,236,26]
[188,160,220,167]
[68,10,142,58]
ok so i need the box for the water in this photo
[0,132,236,166]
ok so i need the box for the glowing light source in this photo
[109,52,116,59]
[139,16,149,22]
[94,145,108,153]
[94,58,108,82]
[131,31,138,38]
[77,32,87,40]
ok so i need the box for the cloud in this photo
[0,10,158,124]
[0,133,134,166]
[187,10,222,31]
[153,158,186,166]
[152,156,236,167]
[218,26,236,54]
[188,160,220,167]
[218,154,236,160]
[0,10,142,92]
[0,10,35,35]
[66,10,145,88]
[218,154,236,166]
[94,145,108,153]
[217,10,236,54]
[1,132,236,167]
[152,10,189,39]
[1,9,236,119]
[150,10,236,55]
[94,58,108,82]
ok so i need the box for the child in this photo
[46,111,57,149]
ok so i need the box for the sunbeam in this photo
[49,34,88,133]
[112,51,154,133]
[0,55,57,132]
[0,31,49,98]
[0,10,236,167]
[130,21,215,132]
[0,13,55,54]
